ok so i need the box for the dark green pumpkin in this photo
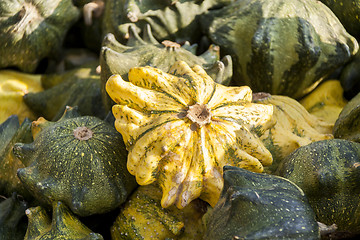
[0,115,33,199]
[0,193,28,240]
[23,61,107,121]
[0,0,80,72]
[333,92,360,142]
[277,139,360,233]
[100,25,232,111]
[24,201,103,240]
[13,107,137,217]
[203,166,320,240]
[201,0,359,99]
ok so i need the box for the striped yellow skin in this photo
[106,61,274,209]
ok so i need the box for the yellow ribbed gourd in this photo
[106,61,275,209]
[0,70,43,123]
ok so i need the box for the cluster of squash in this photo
[1,0,360,239]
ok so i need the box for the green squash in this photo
[320,0,360,40]
[333,92,360,142]
[0,0,80,72]
[24,201,103,240]
[0,193,28,240]
[100,25,232,111]
[277,139,360,233]
[23,61,107,121]
[111,184,206,240]
[201,0,359,99]
[102,0,231,44]
[203,166,320,240]
[13,107,137,217]
[0,115,33,199]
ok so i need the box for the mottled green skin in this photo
[14,108,137,217]
[201,0,358,99]
[0,193,28,240]
[24,201,103,240]
[204,166,320,240]
[0,115,33,199]
[102,0,231,44]
[24,61,107,121]
[100,28,232,111]
[320,0,360,40]
[333,92,360,142]
[0,0,80,72]
[277,139,360,233]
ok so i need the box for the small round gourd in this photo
[14,107,137,217]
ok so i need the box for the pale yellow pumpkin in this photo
[0,70,43,124]
[106,61,274,208]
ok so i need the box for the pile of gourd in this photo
[1,0,360,239]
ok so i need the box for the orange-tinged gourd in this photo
[106,61,275,209]
[0,70,43,124]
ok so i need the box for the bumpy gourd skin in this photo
[106,61,274,209]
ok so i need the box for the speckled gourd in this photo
[203,166,320,240]
[13,107,137,217]
[106,61,275,209]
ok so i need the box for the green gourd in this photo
[111,184,206,240]
[201,0,359,99]
[0,193,28,240]
[13,107,137,217]
[203,166,320,240]
[24,61,107,121]
[0,0,80,72]
[100,24,233,111]
[333,92,360,142]
[24,201,103,240]
[277,139,360,233]
[102,0,231,44]
[0,115,33,199]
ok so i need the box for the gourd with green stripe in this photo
[106,60,274,209]
[201,0,359,99]
[13,107,137,217]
